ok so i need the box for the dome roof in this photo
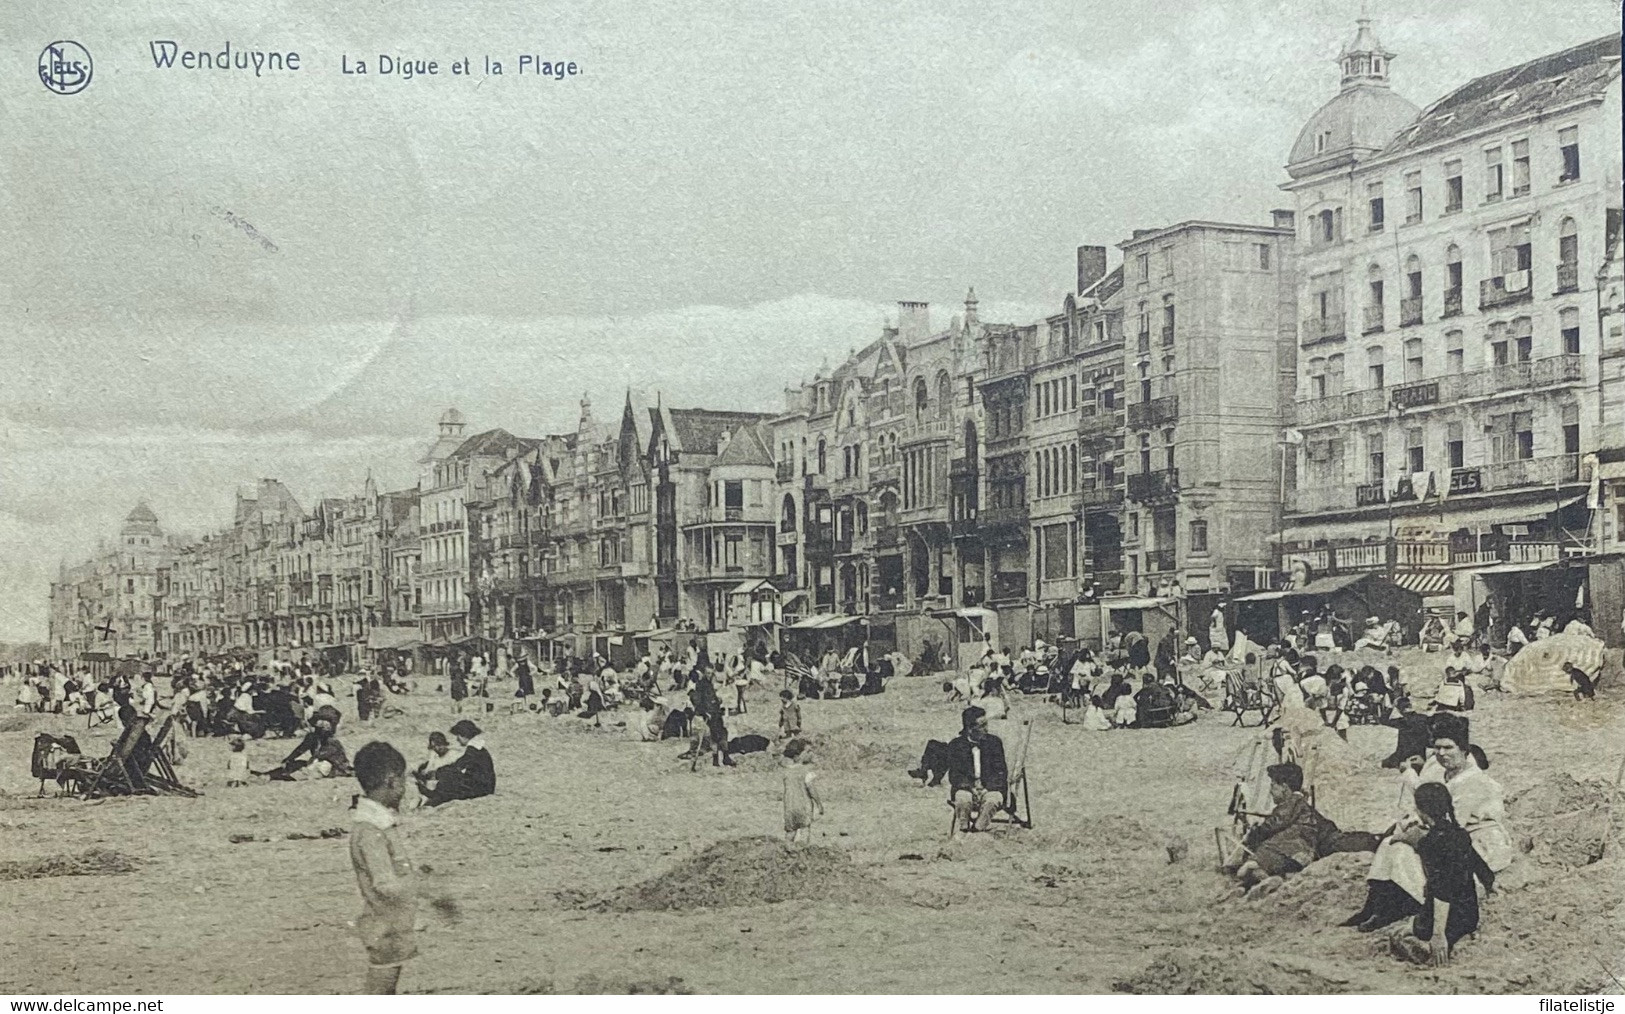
[121,501,162,535]
[1287,86,1420,170]
[1286,19,1420,177]
[439,407,466,427]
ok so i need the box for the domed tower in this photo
[421,407,468,464]
[1286,19,1419,179]
[121,501,162,540]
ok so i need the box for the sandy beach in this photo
[2,655,1621,995]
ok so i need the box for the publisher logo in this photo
[39,41,93,95]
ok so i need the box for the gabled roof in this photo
[453,428,541,460]
[1383,34,1620,157]
[665,408,776,456]
[714,422,773,468]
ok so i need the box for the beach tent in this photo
[1502,632,1604,694]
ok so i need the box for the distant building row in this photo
[49,24,1625,660]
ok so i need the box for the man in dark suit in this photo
[947,706,1007,837]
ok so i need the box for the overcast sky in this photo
[0,0,1617,641]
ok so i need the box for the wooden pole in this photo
[1592,751,1625,862]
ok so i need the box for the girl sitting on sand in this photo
[1391,782,1495,967]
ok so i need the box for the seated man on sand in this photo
[947,706,1008,837]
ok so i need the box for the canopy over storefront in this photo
[788,614,865,630]
[366,626,421,652]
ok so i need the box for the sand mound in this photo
[1507,773,1619,867]
[805,727,915,772]
[0,848,142,881]
[0,713,45,734]
[1113,948,1349,994]
[1236,851,1371,925]
[588,835,889,912]
[1038,814,1164,855]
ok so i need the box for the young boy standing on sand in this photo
[780,739,823,845]
[350,741,418,994]
[777,689,801,739]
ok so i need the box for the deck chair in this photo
[141,715,201,797]
[948,720,1035,834]
[1223,671,1274,727]
[30,733,84,797]
[70,720,145,799]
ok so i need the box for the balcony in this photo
[684,505,774,527]
[1556,262,1579,294]
[899,418,952,444]
[1146,547,1177,573]
[1480,272,1532,310]
[990,572,1027,602]
[1293,386,1388,426]
[775,461,796,483]
[681,559,766,582]
[980,504,1029,530]
[949,455,975,477]
[1297,355,1585,427]
[1127,394,1179,430]
[1400,296,1424,328]
[1442,289,1463,318]
[1127,468,1178,503]
[1301,313,1346,347]
[1079,411,1121,438]
[1079,485,1124,509]
[1282,538,1566,575]
[869,461,901,486]
[1475,454,1581,491]
[1285,454,1583,515]
[1361,305,1385,334]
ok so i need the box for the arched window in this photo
[1308,356,1328,399]
[913,377,929,418]
[781,494,797,532]
[936,370,952,416]
[1558,218,1579,290]
[816,438,827,474]
[1404,254,1422,297]
[1444,244,1463,312]
[1365,263,1385,332]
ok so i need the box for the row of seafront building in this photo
[48,24,1625,662]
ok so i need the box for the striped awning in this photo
[1392,571,1453,596]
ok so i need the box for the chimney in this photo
[897,301,930,342]
[1271,209,1296,230]
[963,287,979,330]
[1076,245,1107,295]
[1131,229,1155,239]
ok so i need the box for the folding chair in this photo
[141,715,201,797]
[72,721,144,799]
[946,720,1035,834]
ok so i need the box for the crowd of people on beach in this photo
[7,587,1613,992]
